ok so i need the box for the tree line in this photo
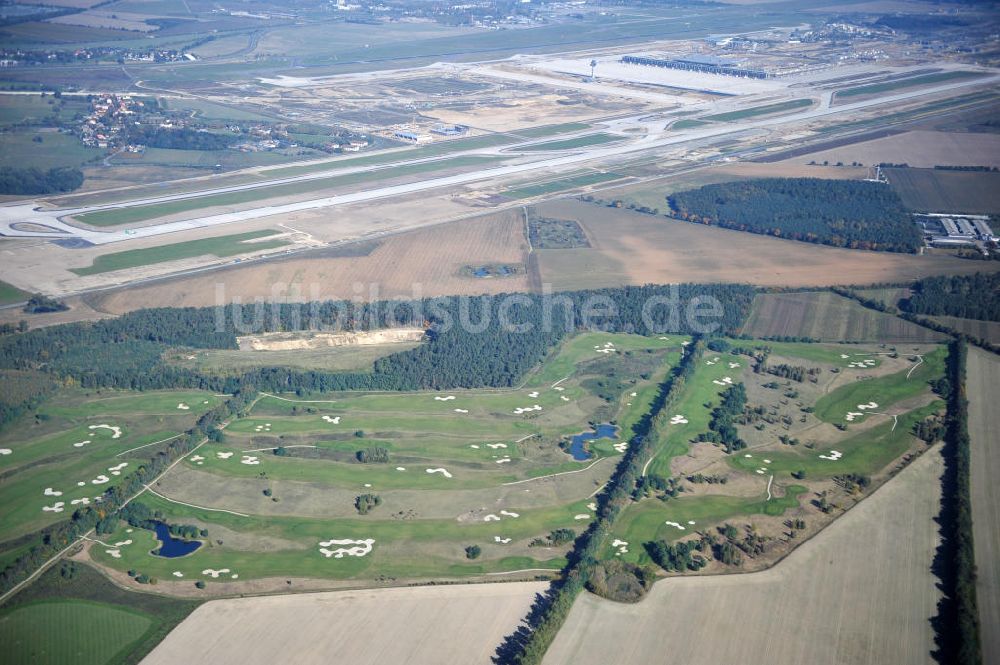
[667,178,923,253]
[495,339,706,664]
[0,166,83,195]
[0,285,754,430]
[900,273,1000,322]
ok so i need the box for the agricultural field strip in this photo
[3,72,997,244]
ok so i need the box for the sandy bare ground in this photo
[966,346,1000,664]
[783,130,1000,168]
[544,446,945,665]
[535,199,1000,289]
[140,581,546,665]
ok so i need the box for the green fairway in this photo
[813,347,945,425]
[74,154,501,227]
[701,98,812,122]
[730,402,942,480]
[70,230,290,276]
[0,600,153,665]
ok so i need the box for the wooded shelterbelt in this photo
[901,273,1000,322]
[668,178,923,252]
[0,166,83,195]
[0,285,754,428]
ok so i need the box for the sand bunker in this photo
[848,358,877,369]
[173,571,184,578]
[43,487,62,497]
[70,498,90,506]
[106,549,121,558]
[114,539,132,547]
[189,455,205,465]
[253,423,272,433]
[396,466,406,471]
[500,510,520,518]
[177,403,190,410]
[426,468,453,478]
[744,454,752,458]
[484,514,501,522]
[587,502,597,511]
[216,451,234,459]
[241,456,260,465]
[42,502,65,513]
[554,386,565,392]
[318,538,375,558]
[513,405,543,415]
[89,424,122,439]
[763,459,772,464]
[495,457,512,464]
[454,408,469,414]
[858,402,879,410]
[844,411,865,422]
[494,536,512,544]
[560,396,570,401]
[613,442,628,453]
[574,514,590,520]
[434,395,456,401]
[0,448,10,455]
[469,444,480,449]
[92,475,110,484]
[612,539,629,555]
[202,568,231,578]
[665,521,686,530]
[72,440,90,448]
[819,450,844,461]
[487,443,508,449]
[108,462,128,475]
[669,415,689,425]
[682,341,690,346]
[322,415,341,424]
[729,362,741,369]
[712,377,734,386]
[528,391,540,398]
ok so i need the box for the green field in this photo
[70,230,290,276]
[75,154,501,227]
[505,171,625,199]
[0,279,29,306]
[0,561,200,665]
[0,130,101,170]
[0,600,153,665]
[518,133,622,152]
[835,71,985,100]
[701,98,813,123]
[886,168,1000,215]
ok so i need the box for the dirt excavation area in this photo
[140,581,545,665]
[237,328,426,351]
[544,446,944,665]
[967,346,1000,665]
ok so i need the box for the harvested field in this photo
[92,209,531,312]
[532,199,1000,291]
[742,291,946,342]
[785,130,1000,169]
[238,328,425,351]
[544,445,945,665]
[929,316,1000,345]
[886,168,1000,214]
[142,582,546,665]
[166,344,423,375]
[967,346,1000,664]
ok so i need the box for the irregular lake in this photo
[151,522,202,558]
[569,423,618,461]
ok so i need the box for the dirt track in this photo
[967,346,1000,664]
[544,446,944,665]
[140,581,546,665]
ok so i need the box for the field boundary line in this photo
[260,391,338,404]
[144,486,250,517]
[243,444,317,453]
[116,434,183,457]
[486,568,558,576]
[502,457,610,485]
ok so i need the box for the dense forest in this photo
[0,285,754,425]
[128,126,240,151]
[900,273,1000,321]
[0,166,83,195]
[667,178,922,253]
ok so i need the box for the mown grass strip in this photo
[701,98,812,122]
[835,71,984,100]
[69,230,288,276]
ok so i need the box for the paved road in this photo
[0,72,996,245]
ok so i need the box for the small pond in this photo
[569,423,619,461]
[151,522,202,558]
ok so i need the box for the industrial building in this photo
[620,54,770,79]
[916,213,998,248]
